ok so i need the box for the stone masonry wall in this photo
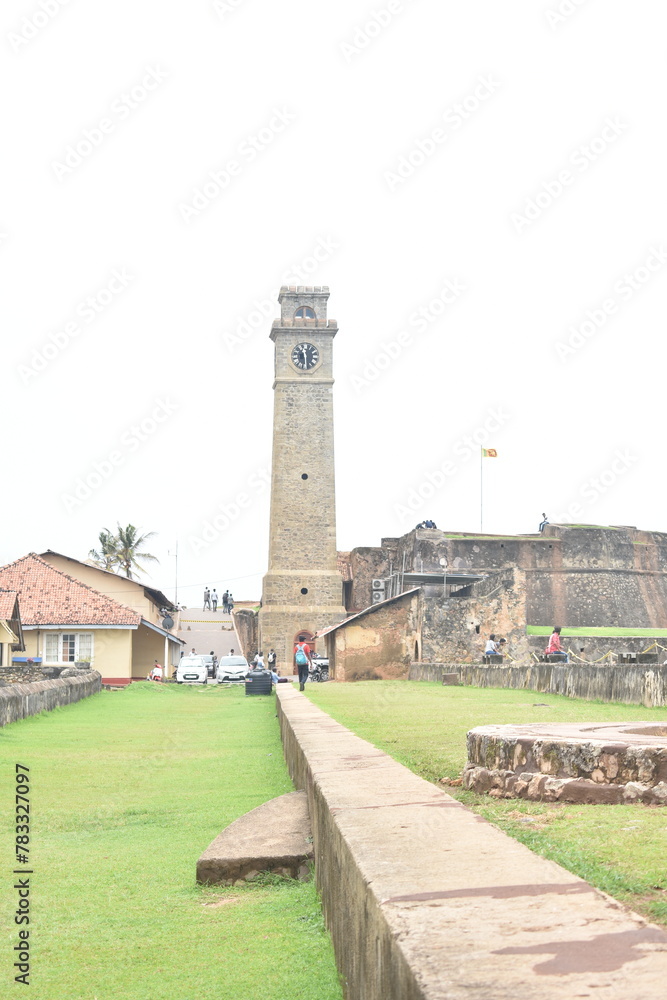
[232,608,258,661]
[344,525,667,663]
[330,591,421,682]
[0,672,102,726]
[266,382,338,575]
[260,608,344,673]
[409,661,667,708]
[421,569,528,662]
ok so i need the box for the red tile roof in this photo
[0,555,140,627]
[0,590,19,620]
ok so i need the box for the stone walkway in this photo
[276,686,667,1000]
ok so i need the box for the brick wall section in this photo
[409,662,667,708]
[0,672,102,726]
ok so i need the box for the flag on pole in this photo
[481,448,498,458]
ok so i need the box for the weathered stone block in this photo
[560,779,624,805]
[196,790,314,885]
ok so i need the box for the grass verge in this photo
[0,683,343,1000]
[305,680,667,927]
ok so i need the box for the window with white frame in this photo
[44,633,94,663]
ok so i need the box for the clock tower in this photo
[259,285,345,670]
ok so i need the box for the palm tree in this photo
[88,529,119,572]
[114,524,159,579]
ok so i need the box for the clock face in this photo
[291,342,320,371]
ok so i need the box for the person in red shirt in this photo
[545,627,568,662]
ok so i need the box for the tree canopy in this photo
[88,524,158,579]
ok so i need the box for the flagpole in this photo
[480,447,483,533]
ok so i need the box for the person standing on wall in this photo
[222,591,230,614]
[203,588,211,611]
[211,589,218,612]
[295,640,311,692]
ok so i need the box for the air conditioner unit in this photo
[372,591,385,604]
[372,579,385,591]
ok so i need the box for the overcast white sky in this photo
[2,0,664,605]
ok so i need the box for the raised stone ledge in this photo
[276,686,667,1000]
[465,722,667,804]
[0,672,102,727]
[271,318,337,328]
[409,662,667,707]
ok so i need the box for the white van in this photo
[176,656,209,684]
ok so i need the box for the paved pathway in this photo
[176,607,239,661]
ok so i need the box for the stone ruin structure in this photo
[464,721,667,805]
[338,523,667,664]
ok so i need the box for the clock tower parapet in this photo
[271,286,338,383]
[277,285,330,323]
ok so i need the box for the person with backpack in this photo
[294,640,311,692]
[268,648,277,674]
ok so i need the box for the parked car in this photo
[176,656,209,685]
[216,655,250,683]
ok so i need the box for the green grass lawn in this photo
[0,684,343,1000]
[305,681,667,928]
